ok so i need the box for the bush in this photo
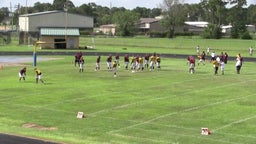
[240,31,252,39]
[149,31,167,38]
[175,32,194,36]
[80,30,91,36]
[201,24,222,39]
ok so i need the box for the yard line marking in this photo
[109,133,168,144]
[212,115,256,132]
[89,78,255,117]
[107,93,255,134]
[216,132,256,139]
[109,129,240,144]
[1,76,252,118]
[131,127,241,144]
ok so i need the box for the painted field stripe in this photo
[212,115,256,132]
[107,94,255,134]
[89,78,255,117]
[109,128,239,144]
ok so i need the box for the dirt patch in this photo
[23,123,58,131]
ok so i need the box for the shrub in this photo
[201,24,222,39]
[240,31,252,39]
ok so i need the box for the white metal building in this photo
[19,10,94,48]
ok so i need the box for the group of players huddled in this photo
[74,52,161,77]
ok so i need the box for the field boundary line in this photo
[109,128,239,144]
[212,114,256,132]
[216,132,256,139]
[107,93,255,134]
[89,78,255,117]
[109,133,167,144]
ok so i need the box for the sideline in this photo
[0,51,255,61]
[0,133,61,144]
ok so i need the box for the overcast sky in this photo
[1,0,256,10]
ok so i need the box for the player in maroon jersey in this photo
[79,56,85,72]
[144,54,149,69]
[115,54,120,68]
[106,55,112,70]
[95,56,101,71]
[74,51,82,67]
[198,51,206,65]
[124,54,129,70]
[188,56,195,74]
[19,67,26,81]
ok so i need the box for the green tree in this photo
[133,7,151,18]
[199,0,228,25]
[32,2,52,12]
[247,4,256,32]
[201,24,222,39]
[227,0,248,38]
[94,5,111,26]
[52,0,75,11]
[0,7,9,23]
[160,0,186,38]
[183,4,202,21]
[150,8,162,18]
[112,10,139,36]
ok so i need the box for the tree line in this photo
[0,0,256,39]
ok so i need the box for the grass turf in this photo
[0,55,256,144]
[1,36,256,57]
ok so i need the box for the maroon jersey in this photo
[107,56,112,62]
[20,67,26,74]
[145,54,149,60]
[124,55,129,62]
[189,56,195,64]
[96,56,101,63]
[201,52,206,60]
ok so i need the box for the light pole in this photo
[64,0,68,42]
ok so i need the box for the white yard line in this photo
[109,128,240,144]
[110,133,168,144]
[212,115,256,132]
[89,78,254,117]
[107,94,255,134]
[216,132,256,139]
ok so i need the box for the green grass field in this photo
[0,53,256,143]
[2,36,256,57]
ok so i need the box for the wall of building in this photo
[40,36,79,49]
[19,11,93,32]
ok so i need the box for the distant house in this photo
[19,10,94,48]
[137,18,165,34]
[184,21,209,34]
[221,24,255,34]
[99,24,116,35]
[221,25,232,34]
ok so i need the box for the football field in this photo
[0,55,255,144]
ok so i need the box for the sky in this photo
[1,0,256,10]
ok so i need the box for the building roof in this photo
[185,21,209,28]
[40,28,80,36]
[139,18,159,24]
[20,11,61,17]
[100,24,116,28]
[19,10,93,19]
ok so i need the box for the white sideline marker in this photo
[201,127,211,135]
[77,112,85,119]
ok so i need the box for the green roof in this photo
[40,28,80,36]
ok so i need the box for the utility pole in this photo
[24,0,28,45]
[10,2,14,31]
[64,0,68,42]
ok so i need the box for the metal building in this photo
[19,10,93,49]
